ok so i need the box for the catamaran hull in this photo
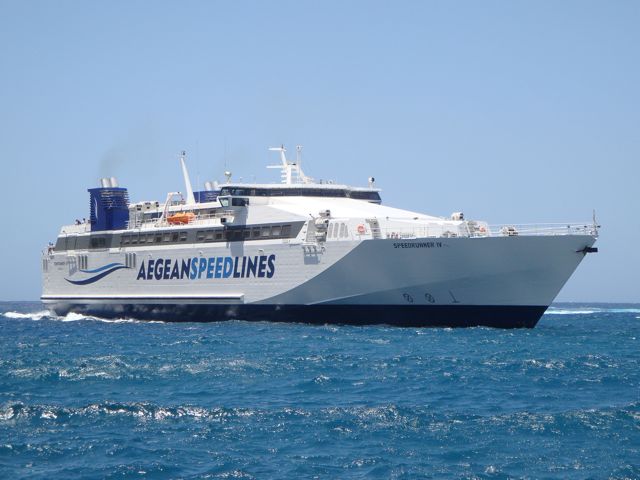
[42,235,596,328]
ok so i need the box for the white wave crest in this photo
[545,309,598,315]
[546,307,640,316]
[2,310,52,320]
[60,313,154,324]
[60,312,93,322]
[2,309,156,324]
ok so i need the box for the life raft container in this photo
[167,212,195,225]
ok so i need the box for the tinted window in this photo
[219,187,349,198]
[349,191,381,201]
[90,237,106,249]
[232,197,249,207]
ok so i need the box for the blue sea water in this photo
[0,302,638,479]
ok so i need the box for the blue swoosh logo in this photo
[79,262,124,274]
[65,263,128,285]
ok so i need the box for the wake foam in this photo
[2,310,153,324]
[2,310,52,321]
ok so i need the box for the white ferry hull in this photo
[42,234,596,328]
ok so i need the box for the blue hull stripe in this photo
[79,262,125,274]
[64,265,128,285]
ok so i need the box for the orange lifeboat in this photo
[167,212,195,225]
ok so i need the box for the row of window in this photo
[90,237,108,249]
[218,187,381,202]
[54,223,302,252]
[195,224,292,243]
[121,231,188,246]
[119,224,294,247]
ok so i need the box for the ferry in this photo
[41,146,599,328]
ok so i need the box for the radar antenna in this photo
[267,144,312,184]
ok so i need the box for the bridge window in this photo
[349,191,381,202]
[231,197,249,207]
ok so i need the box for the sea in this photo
[0,302,638,479]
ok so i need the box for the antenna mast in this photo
[179,150,196,205]
[267,144,312,184]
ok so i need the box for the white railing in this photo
[377,222,598,240]
[128,210,235,230]
[379,226,464,240]
[60,223,91,234]
[485,223,599,237]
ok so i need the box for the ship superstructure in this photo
[41,146,598,328]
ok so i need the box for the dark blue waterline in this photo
[44,301,546,328]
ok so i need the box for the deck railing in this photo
[484,223,599,238]
[128,210,236,229]
[379,222,599,240]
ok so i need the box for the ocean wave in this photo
[1,310,160,324]
[546,307,640,316]
[2,400,639,480]
[58,312,151,324]
[2,400,639,429]
[0,402,422,428]
[523,358,566,370]
[545,309,599,315]
[2,310,52,320]
[0,402,252,423]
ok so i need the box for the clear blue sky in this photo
[0,1,638,302]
